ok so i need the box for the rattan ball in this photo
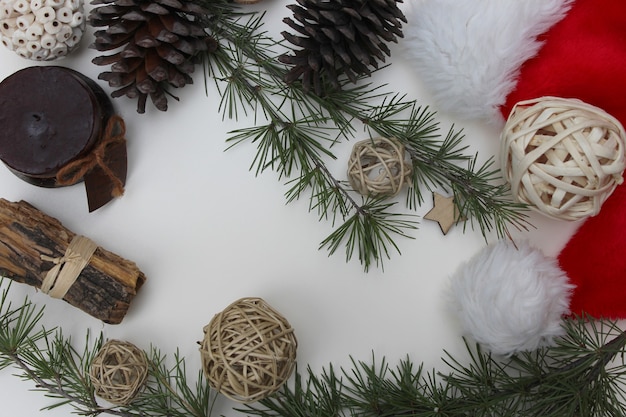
[347,137,412,197]
[199,297,297,403]
[501,97,626,221]
[89,340,148,406]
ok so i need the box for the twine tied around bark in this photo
[55,115,127,198]
[90,339,149,406]
[199,297,297,403]
[40,235,98,299]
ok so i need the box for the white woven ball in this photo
[501,97,626,221]
[0,0,84,60]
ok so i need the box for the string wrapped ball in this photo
[501,97,626,221]
[347,137,412,197]
[199,297,297,403]
[89,339,148,406]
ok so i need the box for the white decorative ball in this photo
[0,0,84,60]
[501,97,626,221]
[447,240,574,356]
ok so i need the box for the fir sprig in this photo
[88,0,528,269]
[132,348,217,417]
[318,197,418,270]
[3,279,626,416]
[243,317,626,417]
[192,5,530,270]
[0,281,216,417]
[0,284,49,367]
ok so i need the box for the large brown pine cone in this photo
[280,0,406,95]
[89,0,217,113]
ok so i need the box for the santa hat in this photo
[403,0,626,355]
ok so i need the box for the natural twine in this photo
[348,137,412,197]
[40,235,98,299]
[56,115,127,198]
[199,297,297,403]
[501,97,626,221]
[89,339,149,406]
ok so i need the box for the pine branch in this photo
[4,279,626,417]
[192,6,531,271]
[0,285,50,370]
[89,0,529,269]
[242,316,626,417]
[0,280,216,417]
[130,347,217,417]
[318,198,418,271]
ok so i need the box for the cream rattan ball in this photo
[199,297,297,403]
[89,340,149,406]
[501,97,626,221]
[347,137,412,197]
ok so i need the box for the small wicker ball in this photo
[199,297,297,403]
[501,97,626,221]
[89,340,149,406]
[347,137,412,197]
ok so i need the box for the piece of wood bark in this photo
[0,198,146,324]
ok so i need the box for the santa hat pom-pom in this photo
[447,241,574,356]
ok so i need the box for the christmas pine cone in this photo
[89,0,218,113]
[280,0,406,95]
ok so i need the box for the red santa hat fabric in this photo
[502,0,626,320]
[404,0,626,320]
[500,0,626,126]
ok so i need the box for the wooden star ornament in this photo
[423,192,465,235]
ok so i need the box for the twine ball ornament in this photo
[348,137,412,197]
[89,340,149,406]
[501,97,626,221]
[0,0,85,60]
[199,297,297,403]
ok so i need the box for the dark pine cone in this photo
[89,0,218,113]
[280,0,406,95]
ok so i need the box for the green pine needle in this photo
[318,198,418,272]
[3,281,626,417]
[243,316,626,417]
[0,279,216,417]
[192,5,533,270]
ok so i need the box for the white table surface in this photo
[0,1,580,415]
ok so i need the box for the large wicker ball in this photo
[501,97,626,221]
[348,137,412,197]
[89,340,149,406]
[199,297,297,403]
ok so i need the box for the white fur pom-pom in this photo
[402,0,573,122]
[447,240,574,356]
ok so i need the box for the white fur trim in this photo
[402,0,573,122]
[447,240,574,356]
